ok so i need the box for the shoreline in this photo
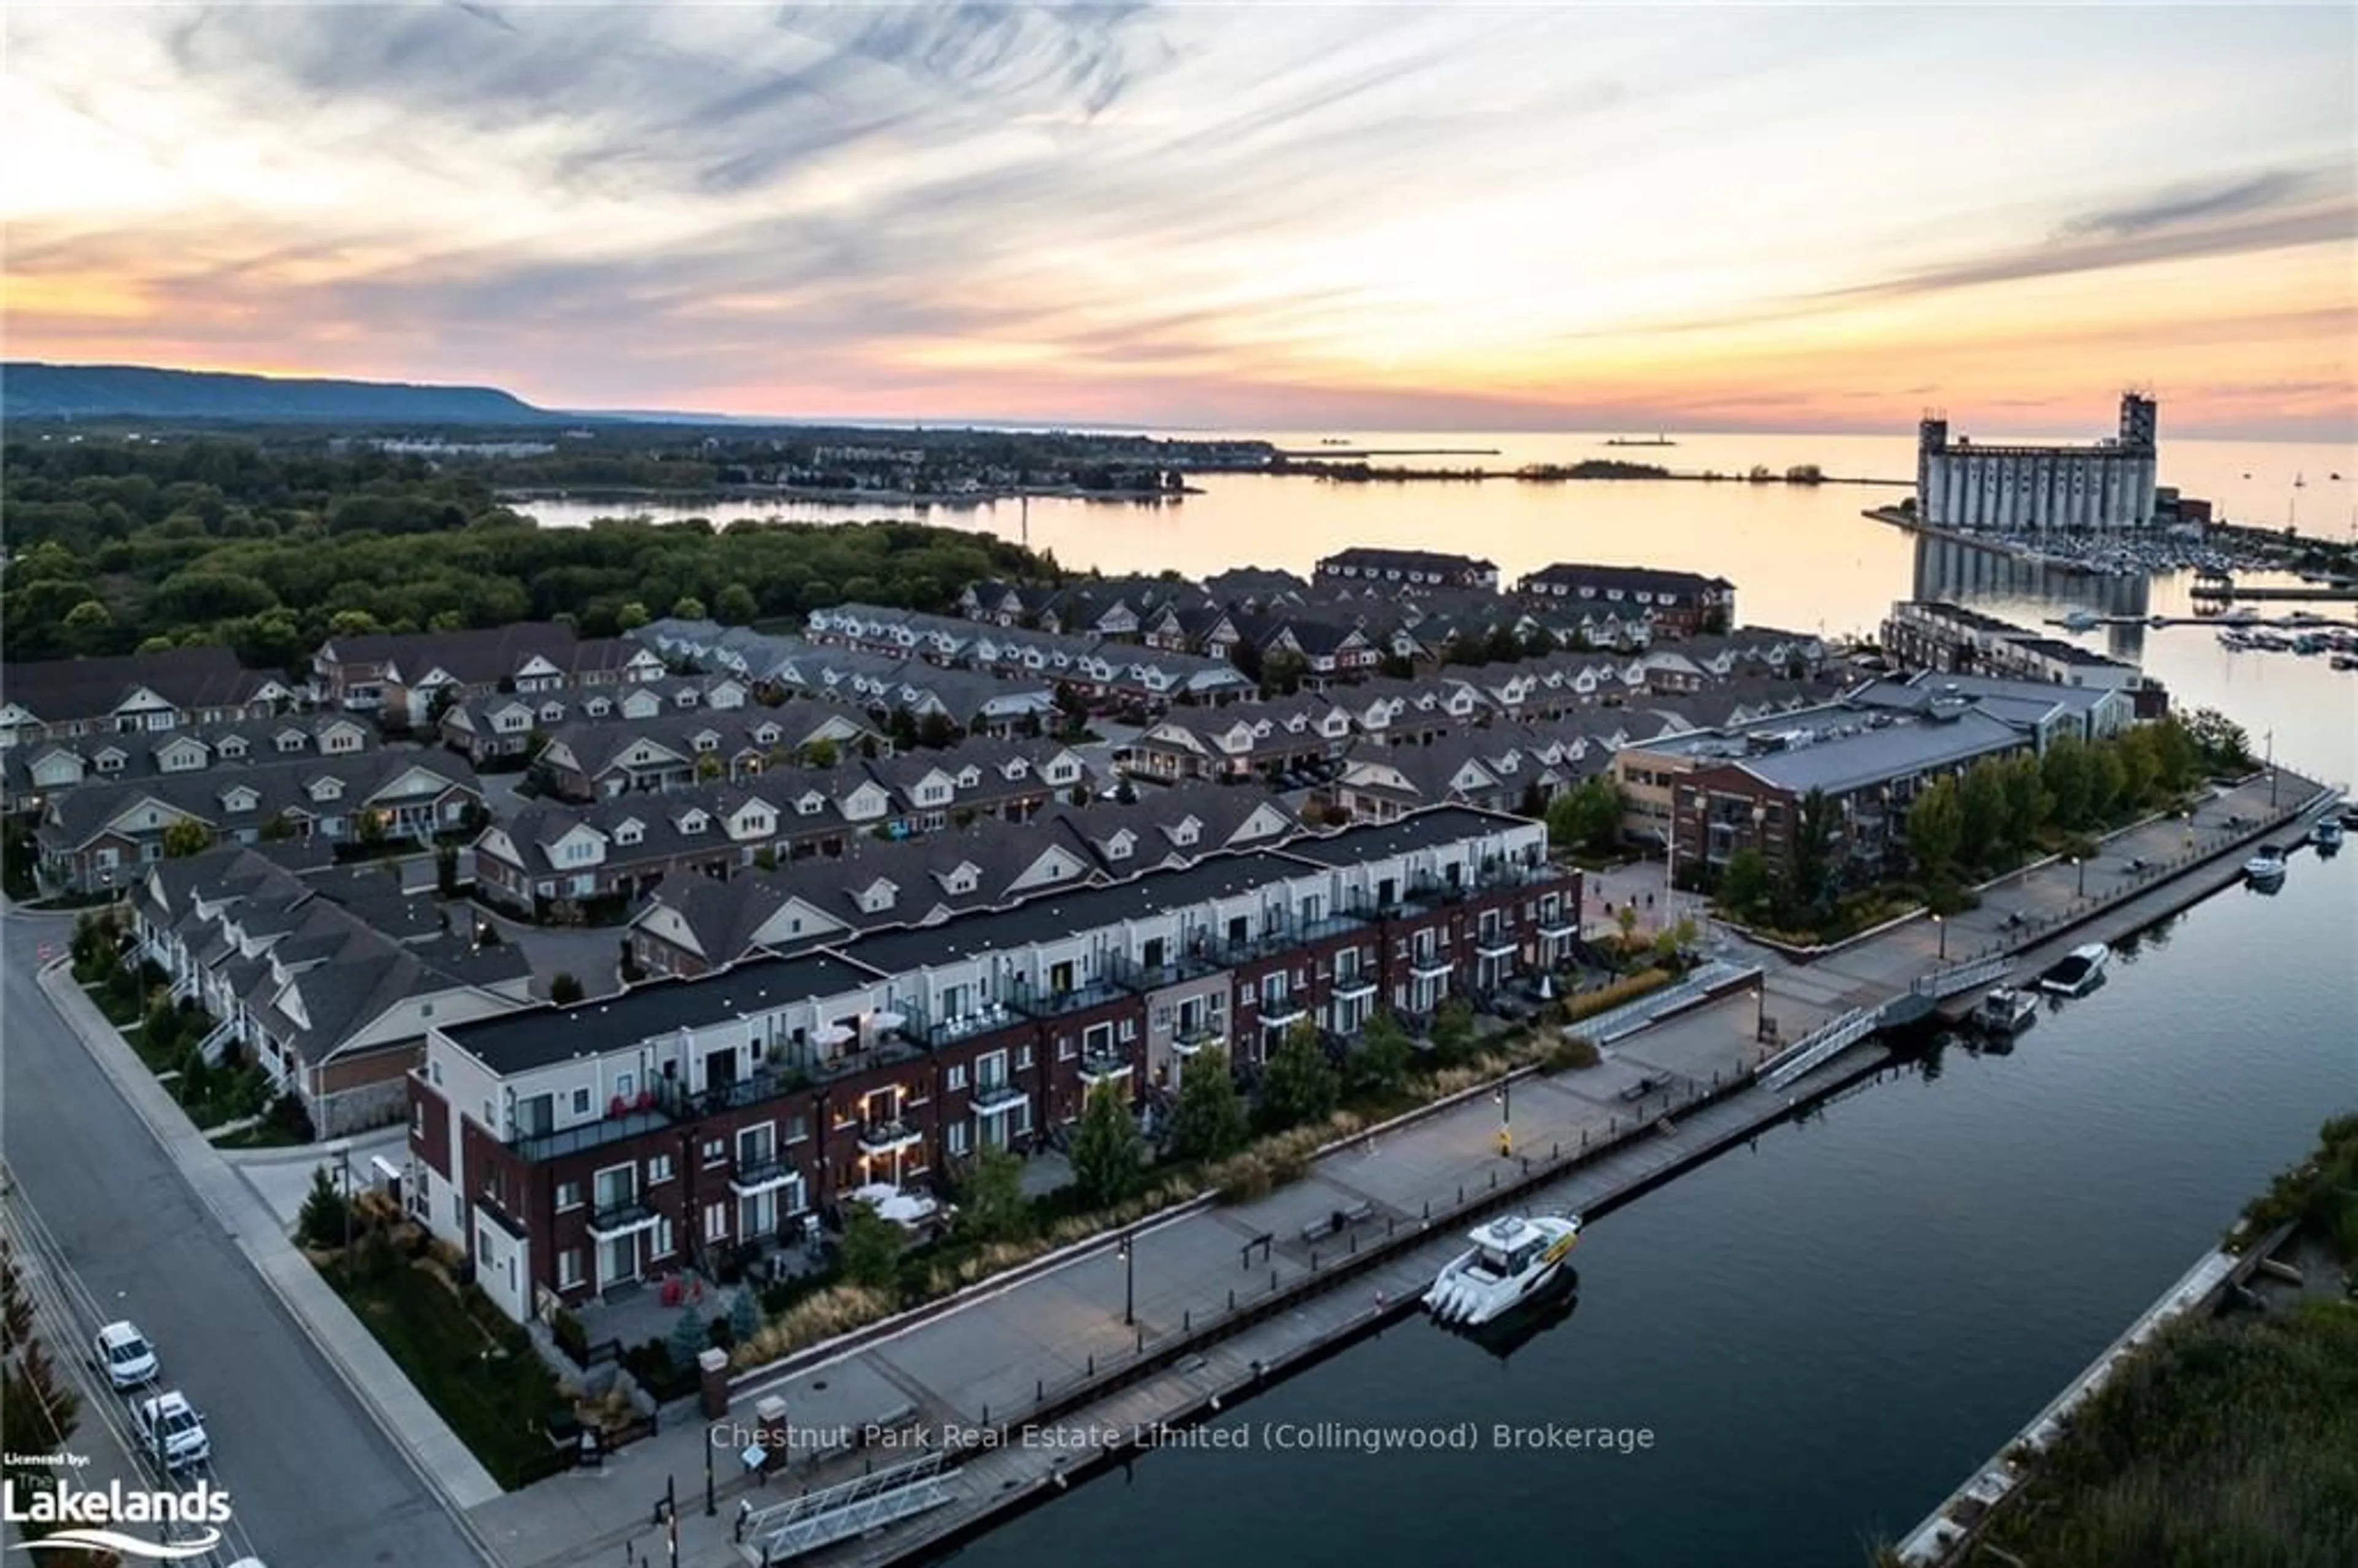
[497,482,1197,510]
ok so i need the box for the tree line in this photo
[2,437,1051,667]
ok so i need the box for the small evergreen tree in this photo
[729,1289,761,1346]
[1430,998,1476,1062]
[1351,1011,1414,1097]
[954,1144,1031,1245]
[840,1204,903,1291]
[550,972,585,1006]
[1070,1080,1143,1208]
[297,1165,350,1251]
[666,1305,707,1370]
[1170,1049,1250,1162]
[1258,1020,1340,1131]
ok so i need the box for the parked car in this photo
[133,1391,210,1471]
[93,1321,158,1389]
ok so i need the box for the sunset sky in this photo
[4,4,2352,438]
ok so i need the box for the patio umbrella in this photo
[871,1010,908,1033]
[813,1023,853,1048]
[1538,972,1555,1001]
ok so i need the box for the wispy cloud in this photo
[2,3,2351,437]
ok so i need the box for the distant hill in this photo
[1,362,554,424]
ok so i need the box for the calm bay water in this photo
[522,429,2356,643]
[507,427,2350,1565]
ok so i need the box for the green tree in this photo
[2114,725,2161,809]
[1261,648,1307,697]
[715,583,758,626]
[2044,735,2094,831]
[917,711,957,750]
[1350,1011,1414,1097]
[1721,847,1772,918]
[2182,707,2255,773]
[839,1203,903,1291]
[1997,751,2049,854]
[2086,742,2126,825]
[1430,996,1477,1062]
[1546,775,1625,855]
[1258,1019,1340,1131]
[160,818,212,859]
[672,594,707,621]
[1170,1048,1250,1162]
[1907,775,1965,888]
[1614,903,1640,950]
[296,1165,349,1251]
[695,753,724,781]
[356,809,389,849]
[550,972,584,1006]
[617,601,650,631]
[2149,712,2200,791]
[728,1288,761,1345]
[1957,759,2007,872]
[1783,787,1838,921]
[666,1305,707,1370]
[1070,1080,1143,1208]
[801,737,838,769]
[954,1144,1031,1245]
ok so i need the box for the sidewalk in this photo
[467,995,1767,1568]
[34,963,505,1526]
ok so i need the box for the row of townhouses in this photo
[407,805,1582,1324]
[0,647,300,750]
[526,704,891,802]
[35,751,486,895]
[437,672,759,764]
[805,604,1261,705]
[133,847,534,1135]
[472,736,1099,919]
[312,624,667,726]
[1880,601,2158,703]
[624,785,1305,978]
[4,713,376,812]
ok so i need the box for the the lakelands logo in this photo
[3,1477,232,1560]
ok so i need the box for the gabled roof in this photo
[2,648,279,726]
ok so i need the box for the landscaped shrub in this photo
[1563,968,1673,1023]
[550,1308,590,1364]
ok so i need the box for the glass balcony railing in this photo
[1009,977,1132,1019]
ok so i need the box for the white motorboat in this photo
[1972,987,2037,1034]
[2312,817,2344,849]
[2244,845,2289,882]
[1424,1213,1581,1327]
[2037,943,2111,997]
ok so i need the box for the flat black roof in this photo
[1275,805,1522,865]
[838,851,1309,972]
[443,951,886,1074]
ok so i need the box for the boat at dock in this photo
[2312,817,2344,849]
[2243,845,2289,883]
[1971,987,2038,1035]
[2037,944,2111,998]
[1424,1213,1581,1327]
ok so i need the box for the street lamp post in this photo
[1932,912,1947,961]
[1116,1231,1135,1327]
[1493,1077,1512,1158]
[2072,856,2087,899]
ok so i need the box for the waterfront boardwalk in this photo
[478,768,2333,1568]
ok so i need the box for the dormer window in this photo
[613,820,645,847]
[753,724,780,745]
[218,737,249,758]
[694,732,720,754]
[307,777,344,802]
[957,767,980,788]
[276,732,305,753]
[540,704,564,724]
[797,793,824,817]
[586,698,612,717]
[677,810,709,834]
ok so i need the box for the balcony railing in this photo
[858,1119,922,1154]
[1106,949,1226,992]
[1170,1023,1223,1056]
[971,1079,1027,1114]
[1009,977,1131,1020]
[1077,1050,1132,1084]
[588,1196,658,1237]
[729,1156,801,1195]
[511,1105,674,1164]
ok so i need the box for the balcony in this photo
[1258,1001,1308,1030]
[858,1119,922,1155]
[1410,953,1454,979]
[587,1197,659,1238]
[1170,1023,1223,1057]
[1009,977,1131,1020]
[915,1006,1022,1049]
[1533,910,1577,940]
[1078,1050,1132,1086]
[971,1079,1027,1114]
[1330,976,1377,1001]
[728,1158,801,1197]
[1107,950,1226,992]
[511,1105,674,1165]
[1475,934,1519,958]
[654,1065,818,1122]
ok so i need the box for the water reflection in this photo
[1441,1270,1581,1364]
[1910,533,2153,662]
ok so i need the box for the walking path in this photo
[33,960,505,1525]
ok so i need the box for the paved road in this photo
[1,909,489,1568]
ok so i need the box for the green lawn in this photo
[327,1256,562,1488]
